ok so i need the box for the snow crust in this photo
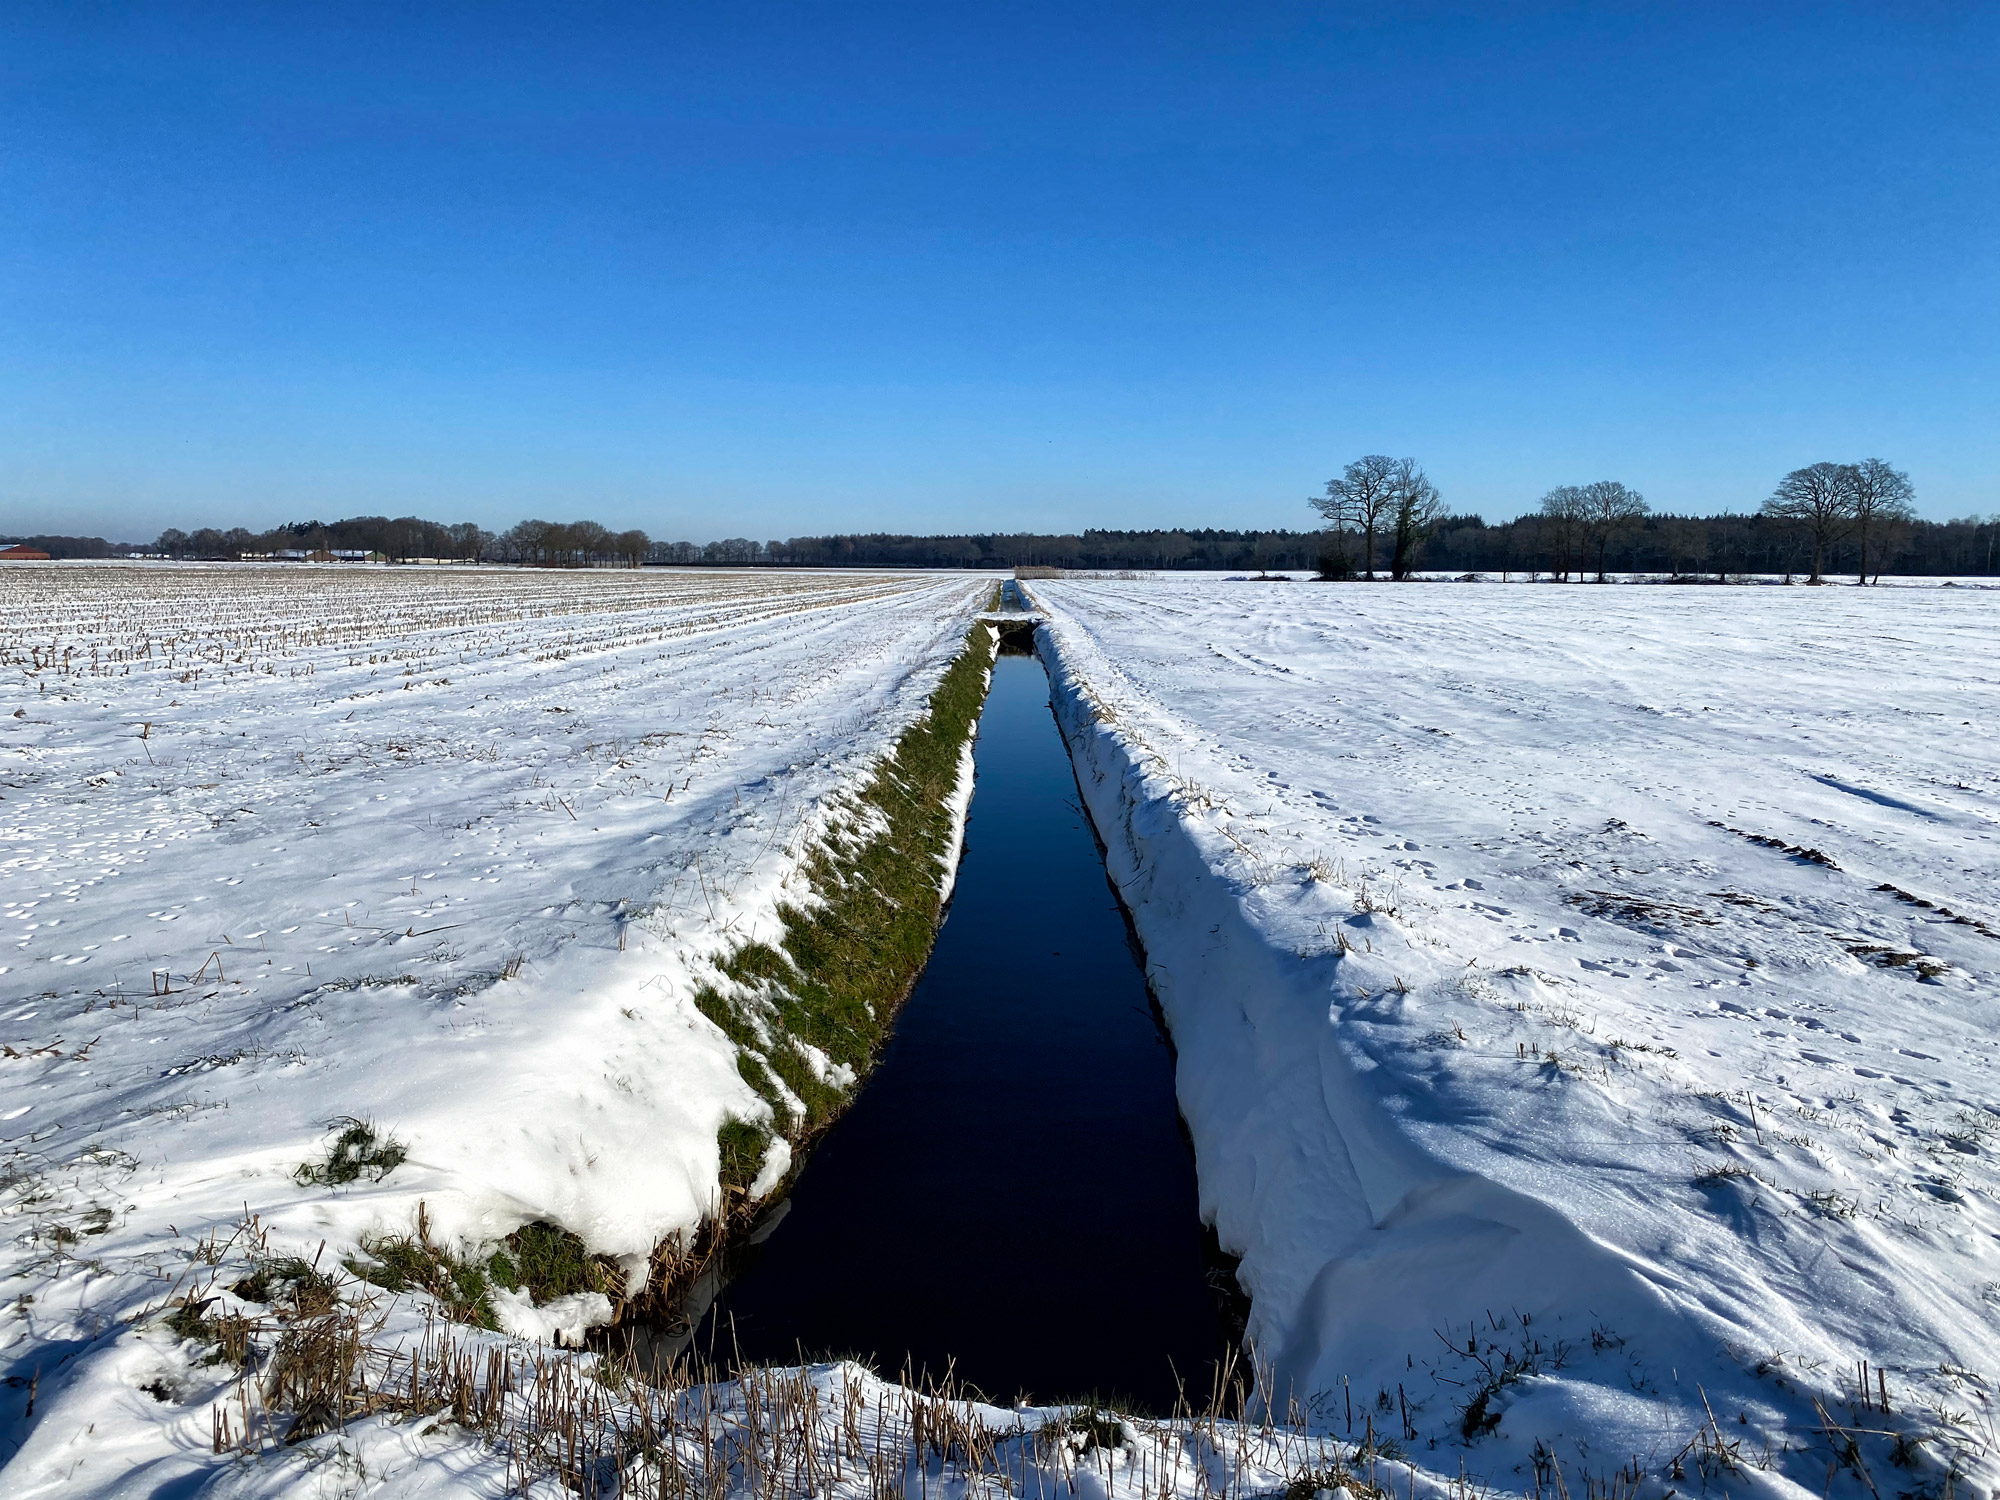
[1031,576,1999,1496]
[0,563,985,1490]
[491,1286,615,1346]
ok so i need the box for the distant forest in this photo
[6,509,1998,577]
[657,512,2000,577]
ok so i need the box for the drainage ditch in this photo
[633,623,1243,1413]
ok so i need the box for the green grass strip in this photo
[693,620,996,1196]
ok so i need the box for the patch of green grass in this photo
[734,1051,784,1126]
[691,624,995,1199]
[486,1221,621,1304]
[344,1210,497,1329]
[1041,1404,1132,1453]
[340,1212,628,1333]
[717,1117,773,1193]
[164,1295,216,1343]
[294,1117,407,1187]
[695,987,759,1049]
[231,1255,339,1315]
[766,1041,844,1129]
[1284,1467,1390,1500]
[162,1294,254,1367]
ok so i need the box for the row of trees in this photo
[647,530,1326,570]
[1413,509,1995,579]
[1761,460,1915,584]
[1306,456,1938,583]
[153,517,492,561]
[6,519,1328,570]
[493,520,650,567]
[8,463,1989,578]
[129,517,649,566]
[1534,481,1650,582]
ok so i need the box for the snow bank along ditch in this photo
[1025,576,1999,1500]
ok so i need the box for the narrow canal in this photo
[692,637,1236,1412]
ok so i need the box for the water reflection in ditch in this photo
[655,642,1242,1412]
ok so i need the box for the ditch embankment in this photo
[612,618,1000,1335]
[688,642,1240,1411]
[611,596,1243,1412]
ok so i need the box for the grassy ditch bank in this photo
[291,622,998,1347]
[632,619,998,1321]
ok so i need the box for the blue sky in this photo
[2,2,1994,542]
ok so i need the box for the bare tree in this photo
[1847,458,1915,585]
[1762,463,1854,583]
[1537,485,1587,581]
[1306,489,1359,578]
[447,521,491,562]
[504,519,553,564]
[566,521,611,566]
[1312,455,1400,579]
[1709,512,1748,583]
[1387,458,1442,580]
[1580,480,1649,582]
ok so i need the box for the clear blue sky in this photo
[3,2,1994,542]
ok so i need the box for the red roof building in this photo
[0,545,51,561]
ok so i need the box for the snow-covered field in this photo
[1032,576,1999,1499]
[0,562,987,1493]
[7,563,1996,1500]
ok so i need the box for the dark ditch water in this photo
[687,640,1239,1412]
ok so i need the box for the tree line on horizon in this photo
[6,464,1995,577]
[0,516,655,566]
[1310,454,1966,584]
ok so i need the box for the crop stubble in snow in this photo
[0,563,991,1484]
[1032,576,2000,1498]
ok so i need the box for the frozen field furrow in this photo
[1034,577,1999,1499]
[0,563,986,1492]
